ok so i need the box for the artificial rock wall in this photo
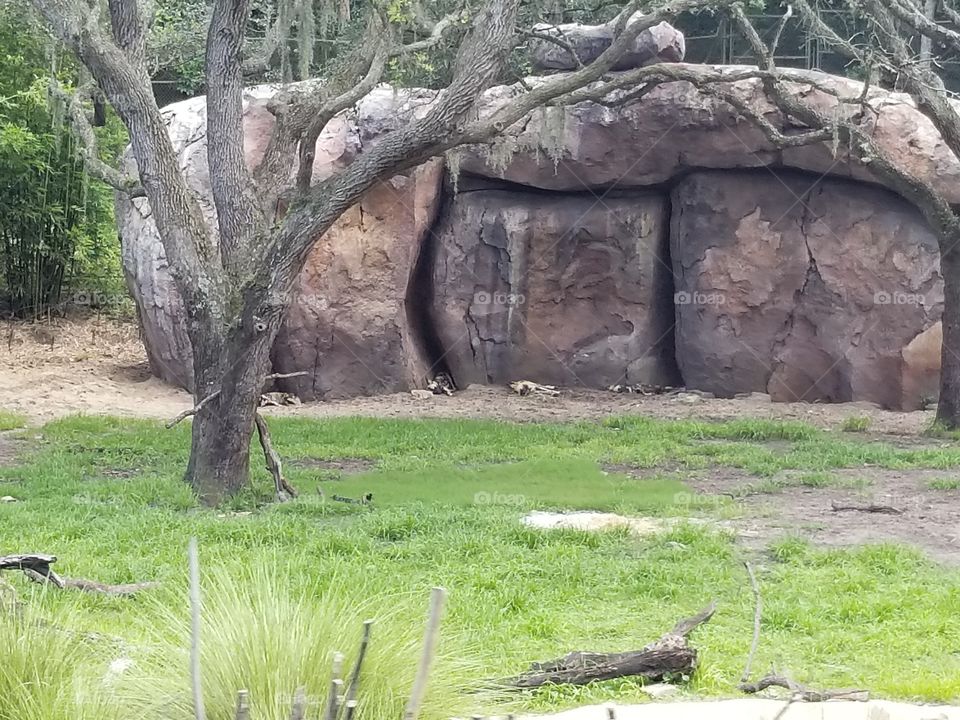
[118,68,952,409]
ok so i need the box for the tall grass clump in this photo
[121,563,477,720]
[0,599,118,720]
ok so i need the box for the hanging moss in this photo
[484,133,521,177]
[446,147,464,192]
[539,105,567,171]
[297,0,316,80]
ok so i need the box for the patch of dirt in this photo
[688,468,960,564]
[0,316,190,423]
[0,316,946,436]
[289,458,375,475]
[0,432,24,468]
[522,510,705,535]
[1,316,949,444]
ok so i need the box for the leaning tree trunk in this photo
[937,237,960,428]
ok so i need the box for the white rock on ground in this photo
[521,511,679,536]
[519,700,959,720]
[521,511,713,536]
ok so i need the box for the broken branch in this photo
[741,561,762,684]
[831,502,903,515]
[506,602,716,688]
[255,411,298,502]
[0,553,157,596]
[740,673,869,702]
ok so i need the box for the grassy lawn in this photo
[2,414,960,720]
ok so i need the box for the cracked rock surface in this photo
[429,188,679,388]
[671,171,942,409]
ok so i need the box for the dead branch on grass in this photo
[740,673,869,702]
[0,553,157,596]
[737,559,868,702]
[740,561,761,684]
[506,602,716,688]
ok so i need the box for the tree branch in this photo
[295,39,390,193]
[206,0,264,275]
[29,0,225,343]
[49,81,145,197]
[728,3,960,241]
[107,0,147,71]
[167,371,308,428]
[883,0,960,55]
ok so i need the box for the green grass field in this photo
[2,414,960,720]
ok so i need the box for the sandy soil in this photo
[0,316,944,434]
[0,316,189,423]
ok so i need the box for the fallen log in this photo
[0,553,157,596]
[505,602,716,688]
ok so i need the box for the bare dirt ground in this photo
[0,316,943,433]
[685,467,960,564]
[2,316,958,561]
[0,316,188,423]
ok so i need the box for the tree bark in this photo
[185,387,258,504]
[937,238,960,428]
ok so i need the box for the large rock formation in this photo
[271,160,444,400]
[118,65,960,409]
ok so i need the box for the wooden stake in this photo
[324,653,345,720]
[290,686,307,720]
[234,690,250,720]
[404,587,446,720]
[188,537,206,720]
[343,620,374,712]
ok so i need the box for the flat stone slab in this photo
[521,700,960,720]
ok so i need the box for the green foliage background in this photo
[0,1,128,318]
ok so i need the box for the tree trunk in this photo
[937,237,960,428]
[183,295,285,504]
[185,396,257,504]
